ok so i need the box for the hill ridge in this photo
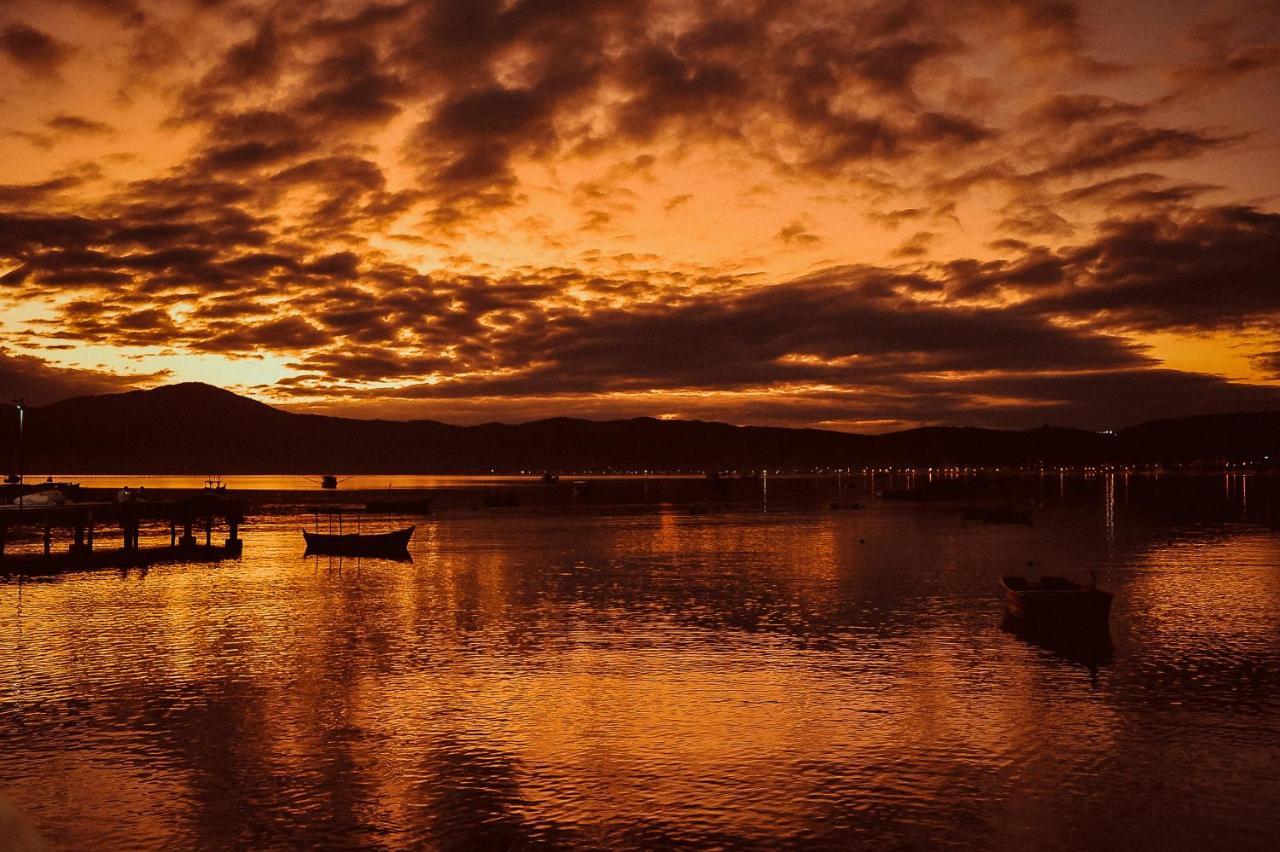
[4,384,1279,473]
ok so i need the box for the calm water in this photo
[2,479,1279,849]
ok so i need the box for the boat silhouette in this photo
[1002,575,1112,630]
[303,525,414,557]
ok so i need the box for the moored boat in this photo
[1001,575,1111,630]
[303,525,414,556]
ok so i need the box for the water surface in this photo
[1,477,1278,849]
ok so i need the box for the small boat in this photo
[3,473,20,485]
[364,497,433,515]
[12,489,68,507]
[320,475,339,489]
[541,471,560,483]
[204,477,227,493]
[303,526,414,556]
[963,505,1033,525]
[1001,575,1112,630]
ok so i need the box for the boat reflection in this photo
[1001,611,1114,670]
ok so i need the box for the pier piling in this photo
[0,494,245,575]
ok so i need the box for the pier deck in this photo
[0,494,244,574]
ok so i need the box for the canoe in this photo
[1001,575,1111,629]
[303,526,414,556]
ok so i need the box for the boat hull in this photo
[303,526,414,556]
[1002,576,1112,631]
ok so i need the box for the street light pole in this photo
[12,399,23,509]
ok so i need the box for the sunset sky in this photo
[1,0,1278,430]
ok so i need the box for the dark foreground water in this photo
[1,477,1279,849]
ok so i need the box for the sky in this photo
[0,0,1278,431]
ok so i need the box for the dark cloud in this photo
[44,113,114,136]
[1023,94,1144,129]
[192,18,281,98]
[1040,123,1233,178]
[0,23,72,77]
[1252,351,1280,379]
[1167,15,1280,97]
[297,43,406,127]
[1031,205,1280,331]
[0,347,164,405]
[776,218,822,246]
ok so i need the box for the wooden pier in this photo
[0,494,244,576]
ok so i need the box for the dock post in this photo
[181,518,195,548]
[0,524,5,558]
[170,519,176,547]
[205,516,212,547]
[71,525,86,556]
[43,520,51,556]
[86,515,94,552]
[225,519,242,555]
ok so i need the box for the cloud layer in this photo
[0,0,1277,428]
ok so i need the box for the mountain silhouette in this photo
[1,383,1277,473]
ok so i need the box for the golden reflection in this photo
[2,503,1280,847]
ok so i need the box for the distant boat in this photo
[963,505,1033,525]
[541,471,560,483]
[364,497,433,515]
[321,475,339,489]
[12,489,68,507]
[1,479,81,500]
[1001,575,1112,630]
[204,477,227,493]
[303,526,414,556]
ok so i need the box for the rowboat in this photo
[302,525,414,557]
[1001,575,1111,630]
